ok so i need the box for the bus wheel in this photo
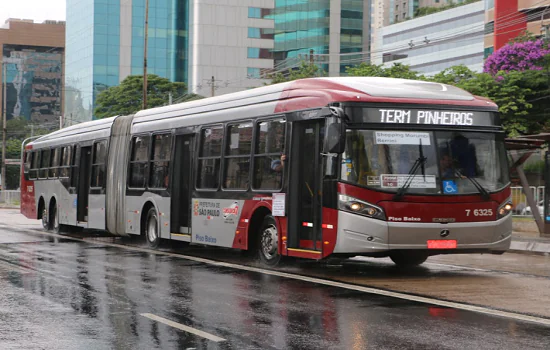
[389,252,428,267]
[258,215,281,267]
[42,208,51,231]
[145,208,161,248]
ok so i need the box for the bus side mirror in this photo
[323,109,346,154]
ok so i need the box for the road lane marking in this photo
[141,313,226,342]
[3,223,550,327]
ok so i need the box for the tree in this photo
[94,74,200,119]
[483,39,550,76]
[268,61,324,84]
[345,62,425,80]
[430,65,478,85]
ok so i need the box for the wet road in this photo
[0,223,550,349]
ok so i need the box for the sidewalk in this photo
[0,207,549,254]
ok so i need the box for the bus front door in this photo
[288,119,324,255]
[77,146,92,222]
[170,133,194,240]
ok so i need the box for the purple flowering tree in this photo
[484,39,550,75]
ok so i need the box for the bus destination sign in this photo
[358,108,497,127]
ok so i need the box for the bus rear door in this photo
[77,146,92,222]
[170,132,194,241]
[287,119,324,257]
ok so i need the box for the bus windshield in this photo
[341,129,509,195]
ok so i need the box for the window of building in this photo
[149,133,172,189]
[197,126,224,190]
[224,122,253,190]
[247,47,273,59]
[39,149,50,179]
[253,118,285,190]
[248,7,271,19]
[484,21,494,35]
[248,27,275,39]
[247,67,261,79]
[30,151,40,180]
[91,140,108,188]
[129,136,150,188]
[49,148,61,178]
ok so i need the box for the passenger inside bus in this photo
[271,153,286,172]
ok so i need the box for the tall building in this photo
[268,0,371,77]
[373,1,485,75]
[0,19,65,124]
[484,0,550,56]
[65,0,275,124]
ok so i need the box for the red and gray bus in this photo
[20,77,512,266]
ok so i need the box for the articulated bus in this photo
[20,77,512,266]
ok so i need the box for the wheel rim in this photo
[260,224,278,260]
[147,214,158,243]
[42,209,48,229]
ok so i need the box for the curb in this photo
[509,240,550,255]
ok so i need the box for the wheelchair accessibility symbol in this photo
[443,180,457,194]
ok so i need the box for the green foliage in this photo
[93,74,191,119]
[268,61,324,84]
[345,62,425,80]
[510,30,538,44]
[413,0,480,19]
[523,160,545,173]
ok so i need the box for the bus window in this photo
[30,151,40,179]
[70,146,78,188]
[49,148,61,178]
[60,146,72,178]
[253,118,285,190]
[197,126,223,190]
[129,136,150,188]
[91,140,108,188]
[223,122,252,190]
[39,149,50,179]
[149,134,172,189]
[24,151,32,176]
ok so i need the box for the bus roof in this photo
[134,77,495,120]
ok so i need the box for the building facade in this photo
[373,1,486,75]
[0,19,65,123]
[268,0,371,76]
[484,0,550,56]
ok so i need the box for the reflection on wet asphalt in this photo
[0,232,549,349]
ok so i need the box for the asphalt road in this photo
[0,219,549,349]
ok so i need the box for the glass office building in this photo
[268,0,368,75]
[64,0,189,124]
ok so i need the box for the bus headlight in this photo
[497,198,513,219]
[338,194,386,220]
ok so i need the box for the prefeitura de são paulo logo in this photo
[222,201,239,219]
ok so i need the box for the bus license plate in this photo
[427,240,457,249]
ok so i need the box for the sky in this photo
[0,0,66,25]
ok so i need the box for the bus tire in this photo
[51,204,60,234]
[41,207,51,231]
[258,215,281,267]
[144,207,161,249]
[389,252,428,267]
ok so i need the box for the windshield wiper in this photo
[394,140,427,201]
[455,170,490,200]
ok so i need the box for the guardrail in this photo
[511,186,545,218]
[0,190,21,206]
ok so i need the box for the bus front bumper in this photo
[332,211,512,255]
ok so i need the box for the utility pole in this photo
[2,62,7,191]
[211,76,215,97]
[309,49,314,64]
[143,0,149,110]
[168,92,172,105]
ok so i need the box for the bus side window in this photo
[24,151,32,178]
[223,122,252,190]
[91,140,108,188]
[149,134,172,189]
[49,148,60,178]
[197,125,223,190]
[60,146,72,178]
[39,149,50,179]
[252,118,285,191]
[70,146,78,188]
[129,136,150,188]
[30,151,40,180]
